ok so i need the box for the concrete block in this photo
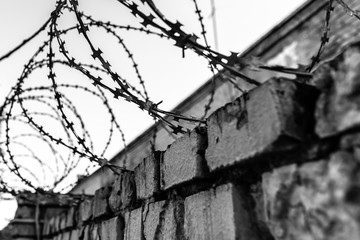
[93,187,111,219]
[143,199,183,240]
[80,198,93,222]
[100,216,124,240]
[109,171,136,213]
[205,78,317,171]
[184,183,260,240]
[124,208,142,240]
[161,127,208,190]
[134,151,161,200]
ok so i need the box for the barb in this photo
[192,0,210,47]
[306,0,334,72]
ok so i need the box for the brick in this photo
[61,231,70,240]
[82,225,90,240]
[54,215,61,233]
[70,229,79,240]
[8,223,36,237]
[80,198,93,222]
[100,216,124,240]
[93,187,112,219]
[12,238,38,240]
[205,78,317,171]
[59,211,67,230]
[13,205,35,219]
[313,43,360,137]
[161,127,208,190]
[42,217,52,236]
[66,207,75,228]
[124,208,142,240]
[53,234,62,240]
[109,171,136,213]
[184,183,260,240]
[89,224,100,240]
[143,199,183,240]
[261,151,360,240]
[47,217,56,234]
[44,207,69,224]
[134,151,161,199]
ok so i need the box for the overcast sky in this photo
[0,0,306,229]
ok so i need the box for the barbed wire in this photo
[336,0,360,20]
[0,0,359,196]
[306,0,334,72]
[191,0,218,119]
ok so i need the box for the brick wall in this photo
[15,41,358,240]
[70,0,360,195]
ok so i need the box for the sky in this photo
[0,0,306,230]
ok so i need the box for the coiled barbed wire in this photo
[0,0,359,196]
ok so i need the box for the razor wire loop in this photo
[0,20,126,191]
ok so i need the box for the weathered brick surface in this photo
[161,127,208,190]
[124,208,142,240]
[205,78,317,171]
[13,205,35,219]
[7,223,37,237]
[61,231,70,240]
[53,234,62,240]
[313,42,360,137]
[59,211,67,230]
[90,223,100,240]
[184,183,260,240]
[66,207,75,228]
[43,217,52,236]
[262,151,360,240]
[100,216,124,240]
[44,207,70,226]
[109,171,136,213]
[70,229,79,240]
[80,198,93,222]
[54,215,61,233]
[135,151,161,200]
[143,199,183,240]
[9,40,360,240]
[93,187,112,219]
[82,225,90,240]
